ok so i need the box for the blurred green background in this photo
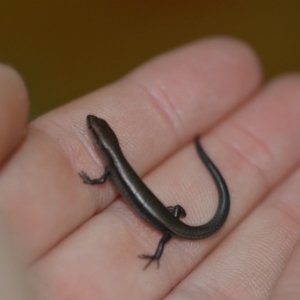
[1,1,299,119]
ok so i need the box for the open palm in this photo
[0,37,299,299]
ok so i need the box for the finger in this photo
[30,75,300,299]
[0,228,35,299]
[166,162,300,299]
[271,233,300,299]
[0,37,262,263]
[0,64,28,163]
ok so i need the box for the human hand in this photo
[0,37,299,299]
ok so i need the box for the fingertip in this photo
[0,64,29,161]
[0,63,29,110]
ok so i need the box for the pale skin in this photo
[0,37,300,300]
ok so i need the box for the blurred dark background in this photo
[1,1,299,119]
